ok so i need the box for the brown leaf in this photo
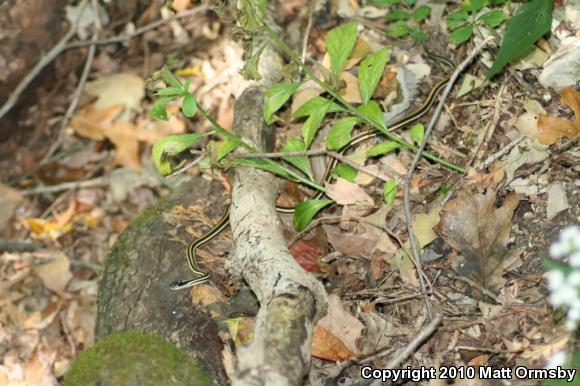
[289,241,322,272]
[537,86,580,144]
[311,326,355,361]
[33,252,73,294]
[317,294,364,354]
[339,71,362,104]
[436,189,519,288]
[326,178,373,206]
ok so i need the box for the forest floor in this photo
[0,0,578,385]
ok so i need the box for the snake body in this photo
[169,55,454,291]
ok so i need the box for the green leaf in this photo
[149,96,174,121]
[293,96,345,119]
[357,101,385,131]
[264,82,302,124]
[302,100,332,148]
[386,20,410,38]
[478,10,506,27]
[412,5,431,22]
[405,0,415,6]
[293,199,333,231]
[281,137,313,180]
[386,10,409,21]
[409,27,428,41]
[155,86,185,96]
[449,24,474,45]
[181,92,197,118]
[326,117,360,150]
[367,141,401,157]
[229,158,292,179]
[372,0,401,5]
[410,123,424,144]
[332,163,358,182]
[470,0,486,14]
[358,47,389,106]
[447,10,469,29]
[326,22,358,76]
[152,133,208,175]
[383,180,398,204]
[487,0,553,78]
[215,139,240,162]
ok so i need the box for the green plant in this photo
[487,0,553,78]
[150,20,464,230]
[373,0,432,41]
[447,0,507,45]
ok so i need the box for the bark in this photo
[228,84,327,385]
[96,177,229,386]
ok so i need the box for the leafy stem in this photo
[264,24,465,174]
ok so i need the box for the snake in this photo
[169,54,455,291]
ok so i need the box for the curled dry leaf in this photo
[326,177,373,206]
[436,189,519,289]
[537,86,580,144]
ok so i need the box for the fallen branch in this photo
[228,51,327,385]
[65,6,209,49]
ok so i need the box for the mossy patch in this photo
[62,330,214,386]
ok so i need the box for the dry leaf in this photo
[436,189,519,288]
[71,104,185,170]
[317,294,363,354]
[311,326,355,361]
[33,253,73,294]
[290,80,324,115]
[84,73,145,121]
[466,163,505,190]
[326,178,373,206]
[537,86,580,144]
[289,241,322,272]
[171,0,192,12]
[0,183,23,231]
[339,71,362,104]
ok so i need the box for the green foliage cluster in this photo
[372,0,432,41]
[447,0,507,45]
[149,0,555,231]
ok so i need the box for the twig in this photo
[479,136,524,170]
[234,149,391,182]
[167,154,206,178]
[472,83,506,166]
[298,1,316,77]
[65,5,209,49]
[402,37,493,318]
[21,176,108,196]
[383,313,442,369]
[287,215,404,247]
[449,274,499,302]
[0,27,77,120]
[42,0,101,163]
[0,240,42,252]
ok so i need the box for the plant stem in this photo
[265,24,465,174]
[196,104,325,192]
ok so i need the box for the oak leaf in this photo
[436,189,519,289]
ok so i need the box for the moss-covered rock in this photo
[62,330,215,386]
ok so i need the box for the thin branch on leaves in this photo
[402,37,494,318]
